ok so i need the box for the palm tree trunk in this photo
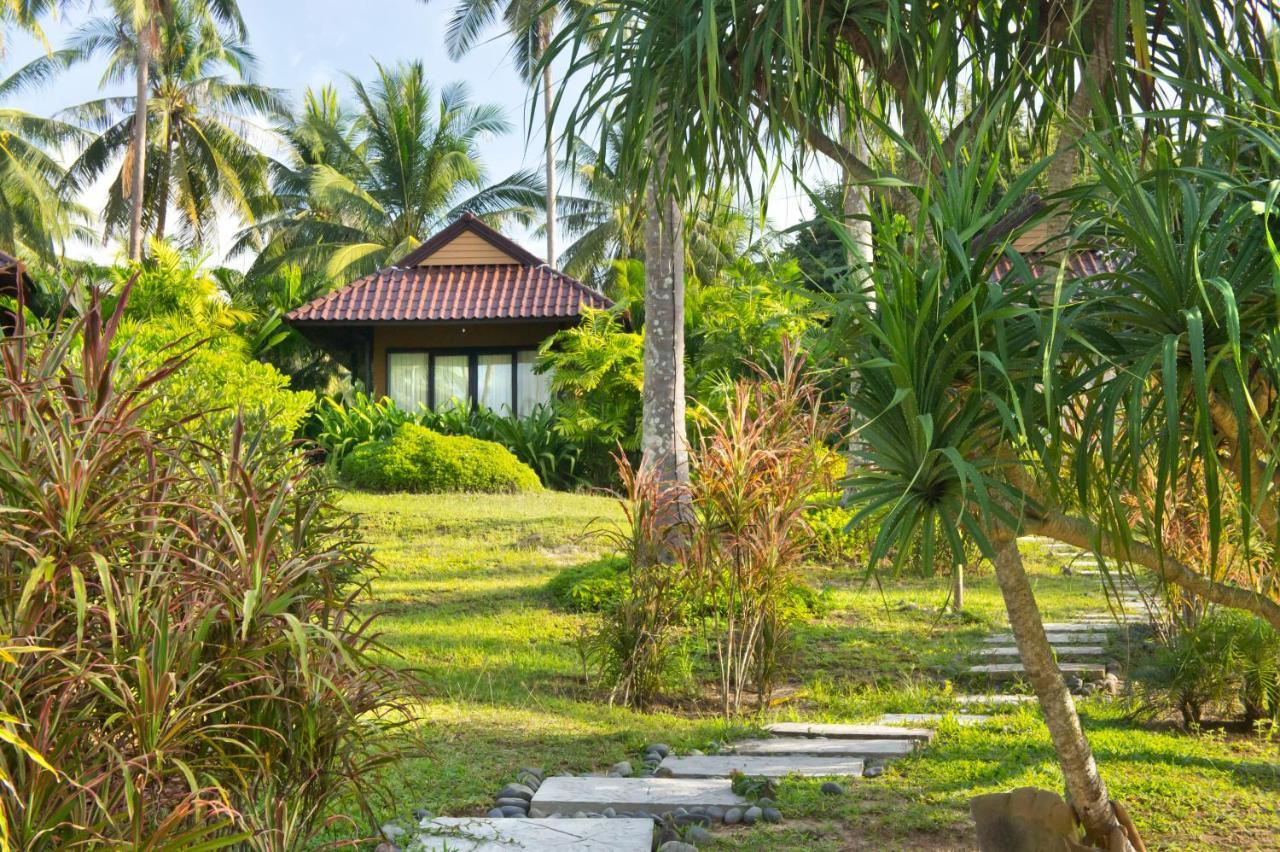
[539,20,557,265]
[154,124,173,242]
[128,17,153,261]
[640,172,687,488]
[990,533,1135,851]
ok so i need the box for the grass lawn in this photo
[346,490,1280,850]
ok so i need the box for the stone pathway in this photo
[390,534,1160,851]
[961,536,1159,693]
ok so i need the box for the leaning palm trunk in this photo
[128,17,152,261]
[990,534,1139,851]
[640,171,688,487]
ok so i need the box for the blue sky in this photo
[3,0,822,265]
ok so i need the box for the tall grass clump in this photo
[684,347,844,716]
[586,456,693,710]
[0,285,419,850]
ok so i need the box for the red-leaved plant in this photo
[0,282,419,850]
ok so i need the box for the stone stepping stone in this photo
[878,713,991,726]
[969,662,1106,680]
[976,645,1106,658]
[658,754,865,779]
[531,776,744,817]
[767,721,934,742]
[730,737,916,758]
[985,633,1110,644]
[954,694,1037,705]
[1039,621,1133,631]
[415,818,653,851]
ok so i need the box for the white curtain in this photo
[516,350,552,416]
[477,354,513,413]
[387,352,428,412]
[433,355,469,411]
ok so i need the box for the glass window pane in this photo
[387,352,428,412]
[516,350,552,417]
[477,353,513,413]
[433,355,469,411]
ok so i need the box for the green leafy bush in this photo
[806,496,872,565]
[122,318,314,445]
[549,555,828,621]
[538,307,643,483]
[109,246,314,446]
[341,423,542,493]
[1138,610,1280,727]
[420,403,585,490]
[547,556,629,612]
[313,392,411,466]
[0,288,417,849]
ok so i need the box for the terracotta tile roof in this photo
[286,263,611,323]
[285,213,611,324]
[990,249,1126,282]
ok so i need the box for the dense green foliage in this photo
[1137,611,1280,728]
[419,402,586,490]
[314,392,412,466]
[0,291,414,849]
[341,422,542,494]
[111,245,314,444]
[546,555,630,612]
[313,393,589,488]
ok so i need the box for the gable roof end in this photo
[396,211,545,268]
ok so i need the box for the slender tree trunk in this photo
[952,560,964,612]
[990,533,1135,851]
[1045,0,1114,197]
[539,21,558,266]
[128,17,153,261]
[154,124,173,242]
[640,174,687,487]
[838,101,872,272]
[839,81,875,500]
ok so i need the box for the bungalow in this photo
[286,213,612,415]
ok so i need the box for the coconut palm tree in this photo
[60,2,278,250]
[0,59,89,261]
[114,0,244,260]
[240,61,544,284]
[430,0,585,264]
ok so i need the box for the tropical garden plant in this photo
[0,285,417,849]
[546,0,1280,846]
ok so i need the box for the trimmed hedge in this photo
[341,423,542,493]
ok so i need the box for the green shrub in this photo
[120,316,314,446]
[806,497,869,564]
[341,423,541,493]
[0,289,417,849]
[1138,610,1280,727]
[420,403,586,490]
[548,556,629,612]
[313,392,411,466]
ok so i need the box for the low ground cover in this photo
[348,491,1280,850]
